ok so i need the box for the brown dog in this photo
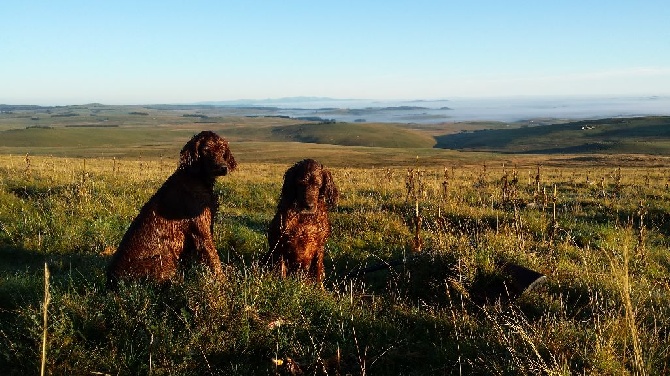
[264,159,339,283]
[107,131,236,288]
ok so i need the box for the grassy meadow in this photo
[1,106,670,375]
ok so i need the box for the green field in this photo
[1,105,670,374]
[4,104,670,156]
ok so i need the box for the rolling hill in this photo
[269,122,436,148]
[434,116,670,154]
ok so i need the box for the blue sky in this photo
[2,0,669,105]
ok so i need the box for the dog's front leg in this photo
[189,218,224,279]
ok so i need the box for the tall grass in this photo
[1,154,669,374]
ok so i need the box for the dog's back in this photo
[107,172,212,286]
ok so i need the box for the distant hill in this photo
[434,116,670,154]
[197,97,358,106]
[270,122,436,148]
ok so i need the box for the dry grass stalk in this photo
[413,200,423,253]
[24,153,31,180]
[635,201,647,261]
[501,166,519,205]
[607,237,647,376]
[613,167,622,198]
[548,184,559,242]
[441,166,449,199]
[501,171,510,203]
[405,167,424,252]
[41,263,51,376]
[475,163,488,188]
[535,166,540,197]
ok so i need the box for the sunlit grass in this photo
[1,154,669,374]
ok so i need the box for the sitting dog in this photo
[264,159,339,284]
[107,131,236,287]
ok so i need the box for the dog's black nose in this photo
[216,165,228,176]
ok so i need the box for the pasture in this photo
[1,106,670,374]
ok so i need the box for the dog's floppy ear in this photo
[222,141,238,172]
[179,133,205,172]
[278,163,299,209]
[321,168,339,209]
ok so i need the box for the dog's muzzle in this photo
[214,166,228,176]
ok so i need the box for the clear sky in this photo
[2,0,669,105]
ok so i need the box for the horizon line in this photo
[2,93,669,108]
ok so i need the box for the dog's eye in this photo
[201,144,213,154]
[298,177,311,186]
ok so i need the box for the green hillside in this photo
[0,115,436,157]
[435,116,670,154]
[0,127,197,157]
[270,122,436,148]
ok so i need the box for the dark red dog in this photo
[264,159,339,283]
[107,131,236,287]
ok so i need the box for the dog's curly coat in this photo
[107,131,236,287]
[264,159,339,283]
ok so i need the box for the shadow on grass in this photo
[336,248,548,311]
[0,245,108,311]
